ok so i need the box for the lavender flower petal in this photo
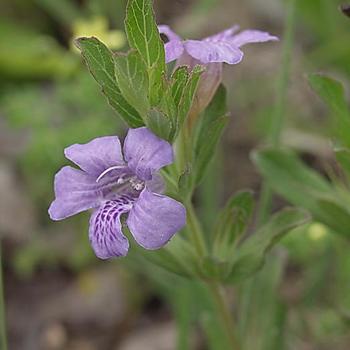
[48,166,101,220]
[184,40,244,64]
[65,136,125,176]
[230,30,279,47]
[89,199,133,259]
[158,25,277,66]
[158,25,182,42]
[164,41,185,63]
[158,25,184,63]
[146,173,165,194]
[123,127,173,181]
[206,25,240,41]
[127,188,186,249]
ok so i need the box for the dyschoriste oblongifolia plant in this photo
[47,0,310,348]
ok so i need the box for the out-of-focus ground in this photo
[1,0,350,349]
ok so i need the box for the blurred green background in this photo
[1,0,350,349]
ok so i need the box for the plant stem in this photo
[186,202,208,257]
[207,281,241,350]
[0,242,7,350]
[257,0,297,225]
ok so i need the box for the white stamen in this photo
[96,165,126,183]
[134,183,143,191]
[129,178,144,191]
[117,177,126,184]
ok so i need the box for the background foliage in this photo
[1,0,350,349]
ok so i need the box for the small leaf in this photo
[315,198,350,237]
[176,65,203,130]
[75,37,144,127]
[146,108,172,141]
[252,148,331,213]
[213,190,255,260]
[225,208,310,283]
[201,256,229,280]
[309,73,350,147]
[125,0,165,105]
[163,65,203,141]
[114,50,150,117]
[194,84,229,184]
[178,164,194,201]
[171,66,190,108]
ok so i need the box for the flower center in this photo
[95,165,127,183]
[96,165,145,199]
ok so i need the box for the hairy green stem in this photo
[257,0,297,225]
[183,154,238,349]
[176,128,190,177]
[176,125,208,257]
[178,95,237,348]
[0,242,7,350]
[186,202,208,257]
[207,281,241,350]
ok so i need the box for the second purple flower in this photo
[158,25,278,121]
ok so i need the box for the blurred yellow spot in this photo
[308,222,328,240]
[78,271,98,295]
[71,16,126,50]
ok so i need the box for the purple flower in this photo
[48,127,186,259]
[158,24,278,65]
[158,25,278,122]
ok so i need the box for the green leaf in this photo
[309,73,350,147]
[146,108,172,141]
[252,148,331,211]
[168,66,190,134]
[213,190,255,260]
[75,37,144,127]
[316,198,350,236]
[253,148,350,238]
[225,208,310,283]
[125,0,165,106]
[194,84,229,184]
[177,65,203,131]
[162,65,203,141]
[171,66,190,108]
[114,50,150,117]
[178,164,195,201]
